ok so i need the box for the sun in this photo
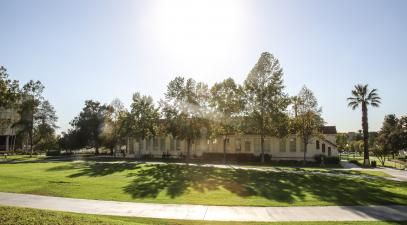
[148,0,247,78]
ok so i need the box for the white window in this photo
[139,141,144,151]
[279,139,286,152]
[254,139,261,153]
[169,138,175,151]
[176,139,181,151]
[264,139,271,152]
[289,138,296,152]
[160,138,165,151]
[153,138,159,151]
[245,141,251,152]
[235,138,241,152]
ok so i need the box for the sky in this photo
[1,0,406,133]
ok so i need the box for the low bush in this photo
[314,154,340,164]
[46,149,60,156]
[202,153,261,162]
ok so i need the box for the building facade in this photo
[122,126,338,161]
[0,107,19,151]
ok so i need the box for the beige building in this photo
[0,107,19,151]
[123,126,338,161]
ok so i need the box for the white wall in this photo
[125,134,338,160]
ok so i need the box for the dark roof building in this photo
[320,126,337,135]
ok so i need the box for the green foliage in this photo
[100,99,130,155]
[313,154,340,164]
[336,133,349,151]
[161,77,211,161]
[377,114,407,156]
[9,79,59,154]
[0,66,20,108]
[33,100,59,151]
[209,78,244,161]
[129,93,159,140]
[291,86,324,162]
[69,100,112,154]
[243,52,290,162]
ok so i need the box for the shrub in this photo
[46,149,60,156]
[142,154,154,159]
[314,154,340,164]
[314,154,325,164]
[202,153,257,162]
[326,156,340,164]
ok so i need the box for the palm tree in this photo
[347,84,381,166]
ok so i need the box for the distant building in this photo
[122,126,338,161]
[0,107,19,151]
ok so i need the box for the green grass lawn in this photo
[1,205,406,225]
[0,160,406,206]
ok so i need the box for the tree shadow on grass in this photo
[46,162,142,177]
[123,164,307,203]
[123,164,407,206]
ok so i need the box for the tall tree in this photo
[377,114,405,158]
[210,78,243,163]
[129,92,159,158]
[101,99,129,156]
[399,116,407,152]
[0,66,20,108]
[13,80,45,155]
[33,100,59,151]
[162,77,210,162]
[243,52,290,163]
[291,86,324,163]
[71,100,111,155]
[336,133,349,152]
[347,84,381,166]
[0,66,20,149]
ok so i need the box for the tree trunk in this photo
[260,134,265,163]
[303,138,307,164]
[29,129,33,157]
[223,137,227,164]
[186,138,191,164]
[125,137,128,156]
[139,138,143,160]
[362,103,370,166]
[95,144,99,155]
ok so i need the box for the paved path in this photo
[381,167,407,181]
[340,161,407,181]
[340,161,362,169]
[0,192,406,222]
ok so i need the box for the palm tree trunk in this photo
[362,103,370,166]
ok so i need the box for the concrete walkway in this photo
[340,161,362,169]
[340,161,407,181]
[381,167,407,181]
[0,192,406,222]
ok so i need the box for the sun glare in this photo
[149,0,246,77]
